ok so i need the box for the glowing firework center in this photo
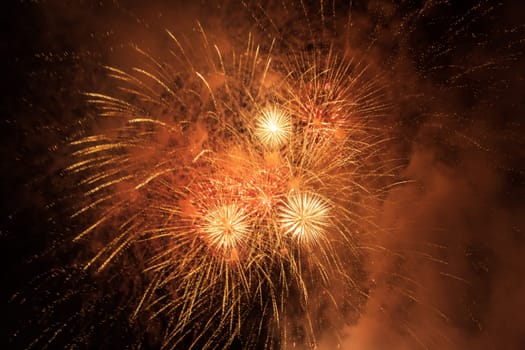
[255,106,292,149]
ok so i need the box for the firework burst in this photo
[201,203,251,254]
[278,191,331,246]
[254,106,292,149]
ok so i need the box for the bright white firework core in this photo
[255,106,292,149]
[278,192,331,245]
[201,204,250,252]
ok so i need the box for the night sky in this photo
[2,1,525,349]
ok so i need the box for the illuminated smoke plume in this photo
[3,1,525,350]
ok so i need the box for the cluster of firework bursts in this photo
[6,0,525,349]
[65,20,394,348]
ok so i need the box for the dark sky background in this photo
[2,1,525,349]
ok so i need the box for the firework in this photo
[12,1,521,349]
[254,106,292,149]
[59,12,395,346]
[200,203,251,254]
[278,191,331,246]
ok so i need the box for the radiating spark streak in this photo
[73,214,111,241]
[117,86,161,104]
[83,219,140,270]
[192,149,212,163]
[197,21,217,71]
[166,30,195,72]
[134,46,172,83]
[71,194,116,218]
[195,71,218,110]
[127,118,175,130]
[106,67,167,103]
[257,39,275,97]
[69,155,129,174]
[439,272,470,284]
[72,142,138,157]
[65,155,113,171]
[70,135,111,145]
[133,67,176,97]
[84,92,141,112]
[84,174,134,195]
[134,168,178,190]
[133,274,164,320]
